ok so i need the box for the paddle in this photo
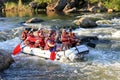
[12,42,22,55]
[50,46,56,60]
[50,51,56,60]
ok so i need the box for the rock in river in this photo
[74,17,97,28]
[26,18,44,23]
[0,49,14,71]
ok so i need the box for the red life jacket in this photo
[69,33,77,44]
[61,32,69,42]
[26,35,36,48]
[27,35,36,42]
[34,40,40,48]
[38,38,45,47]
[44,37,55,50]
[37,31,45,48]
[21,31,28,41]
[37,31,45,42]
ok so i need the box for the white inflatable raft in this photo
[22,45,89,61]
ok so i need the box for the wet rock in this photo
[99,7,107,12]
[74,17,97,28]
[29,1,48,10]
[0,0,5,12]
[54,0,67,11]
[63,0,78,13]
[29,1,38,10]
[26,18,44,23]
[88,6,100,13]
[80,36,98,48]
[63,7,76,13]
[0,49,14,71]
[88,6,107,13]
[80,36,98,43]
[49,0,86,12]
[108,8,113,13]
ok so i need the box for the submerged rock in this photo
[80,36,98,48]
[0,49,14,71]
[26,18,44,23]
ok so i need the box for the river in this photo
[0,12,120,80]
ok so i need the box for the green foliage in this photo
[34,0,54,4]
[22,0,33,4]
[104,0,120,11]
[113,0,120,11]
[89,0,98,3]
[6,0,32,4]
[104,1,111,8]
[5,2,17,9]
[89,0,120,11]
[8,0,18,3]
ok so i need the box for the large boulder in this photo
[29,1,48,10]
[63,7,76,13]
[54,0,67,11]
[88,6,100,13]
[26,18,44,23]
[29,1,38,10]
[63,0,77,13]
[46,0,87,13]
[0,49,14,71]
[88,6,107,13]
[0,0,5,13]
[63,0,76,11]
[74,17,97,28]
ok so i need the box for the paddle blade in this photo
[50,52,56,60]
[13,44,21,55]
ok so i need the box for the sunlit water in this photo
[0,13,120,80]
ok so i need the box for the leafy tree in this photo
[33,0,54,4]
[104,0,120,11]
[88,0,120,11]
